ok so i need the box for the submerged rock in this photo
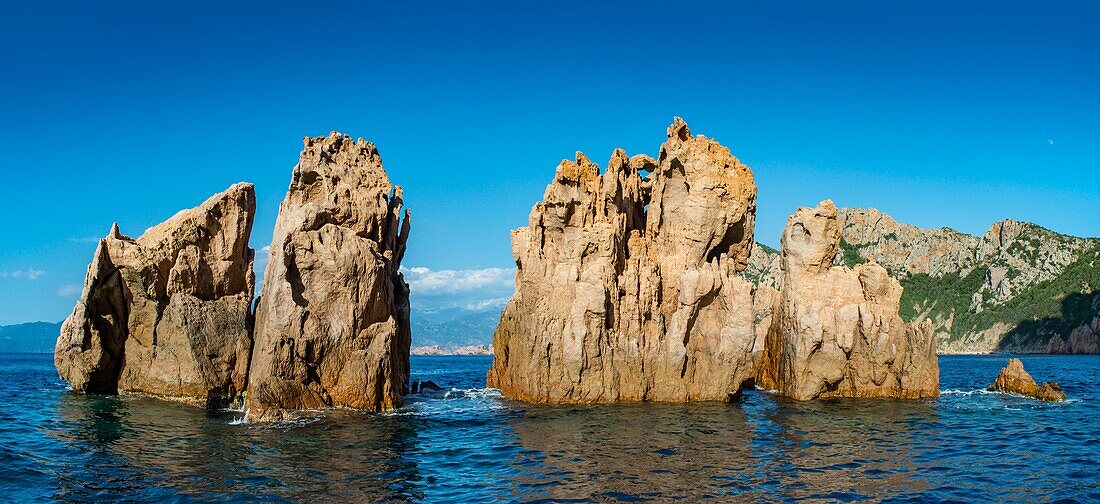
[245,133,411,422]
[54,184,257,408]
[487,118,762,403]
[988,358,1066,402]
[757,200,939,400]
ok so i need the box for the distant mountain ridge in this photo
[0,322,61,353]
[409,307,500,351]
[0,307,502,355]
[746,208,1100,354]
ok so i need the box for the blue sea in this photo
[0,354,1097,502]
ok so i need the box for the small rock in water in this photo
[988,358,1066,402]
[419,380,444,392]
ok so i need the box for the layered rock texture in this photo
[828,208,1100,354]
[757,201,939,400]
[988,358,1066,402]
[54,184,257,408]
[245,133,411,421]
[487,118,763,403]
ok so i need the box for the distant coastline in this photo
[411,345,493,356]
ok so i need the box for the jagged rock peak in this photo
[54,183,257,409]
[246,132,411,422]
[488,118,763,404]
[302,131,383,170]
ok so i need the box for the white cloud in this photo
[255,245,272,266]
[0,268,45,280]
[57,284,82,297]
[401,266,515,312]
[401,266,514,295]
[464,297,510,311]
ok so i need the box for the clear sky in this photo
[0,1,1097,325]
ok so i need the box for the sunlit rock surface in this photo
[246,133,411,422]
[487,118,763,403]
[757,200,939,400]
[55,184,257,408]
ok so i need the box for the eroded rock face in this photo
[245,133,411,422]
[758,200,939,400]
[487,118,761,403]
[54,184,257,408]
[988,358,1066,402]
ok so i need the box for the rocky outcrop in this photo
[757,200,939,400]
[54,184,257,408]
[245,133,411,422]
[487,118,762,403]
[988,358,1066,402]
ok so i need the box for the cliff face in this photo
[834,208,1100,354]
[54,184,256,408]
[487,118,763,403]
[756,201,939,400]
[245,133,411,422]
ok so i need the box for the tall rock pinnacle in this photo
[245,133,411,422]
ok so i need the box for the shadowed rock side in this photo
[757,201,939,400]
[487,118,761,403]
[54,183,257,409]
[246,133,411,422]
[988,358,1066,402]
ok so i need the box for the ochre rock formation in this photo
[988,358,1066,402]
[245,133,411,422]
[487,118,762,403]
[757,200,939,400]
[54,183,257,408]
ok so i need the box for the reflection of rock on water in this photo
[506,394,937,501]
[759,397,936,500]
[507,401,759,500]
[51,394,422,501]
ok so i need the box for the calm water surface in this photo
[1,354,1097,502]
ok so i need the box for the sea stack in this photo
[757,200,939,400]
[989,358,1066,402]
[487,118,762,403]
[245,133,411,422]
[54,183,257,408]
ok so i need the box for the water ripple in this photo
[0,354,1097,502]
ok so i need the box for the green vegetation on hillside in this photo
[838,238,865,268]
[899,249,1100,348]
[898,267,987,327]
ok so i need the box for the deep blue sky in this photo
[0,1,1097,325]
